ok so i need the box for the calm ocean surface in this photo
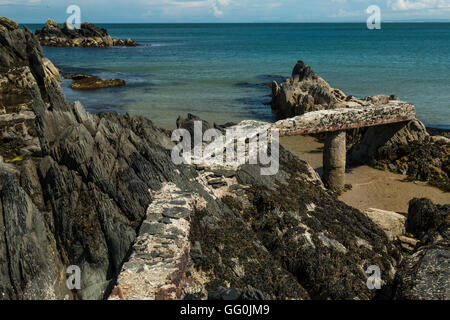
[27,23,450,129]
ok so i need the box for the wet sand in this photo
[280,135,449,213]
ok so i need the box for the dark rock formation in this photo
[394,199,449,300]
[28,81,186,299]
[0,18,167,300]
[0,18,60,96]
[1,18,60,163]
[349,121,449,192]
[64,74,125,90]
[35,20,138,48]
[395,242,449,300]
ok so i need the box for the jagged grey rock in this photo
[349,119,428,165]
[406,198,449,246]
[1,20,59,161]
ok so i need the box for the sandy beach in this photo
[280,135,449,213]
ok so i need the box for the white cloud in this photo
[210,0,231,17]
[142,0,233,17]
[267,3,282,9]
[389,0,450,10]
[331,8,362,17]
[0,0,40,4]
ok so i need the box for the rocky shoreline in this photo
[0,18,449,300]
[35,20,138,48]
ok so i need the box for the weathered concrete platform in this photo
[273,101,417,191]
[274,101,416,136]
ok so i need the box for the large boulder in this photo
[406,198,449,246]
[364,208,407,241]
[271,61,344,118]
[349,119,428,165]
[394,198,449,300]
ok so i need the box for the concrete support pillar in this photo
[323,130,346,192]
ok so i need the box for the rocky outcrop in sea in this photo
[35,20,138,48]
[0,18,448,300]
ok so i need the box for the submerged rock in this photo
[35,20,139,48]
[65,74,126,90]
[364,208,407,241]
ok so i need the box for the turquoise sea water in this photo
[27,23,450,129]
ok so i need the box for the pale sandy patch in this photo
[280,135,449,213]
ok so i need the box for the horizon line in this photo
[18,20,450,24]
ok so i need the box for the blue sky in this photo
[1,0,449,23]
